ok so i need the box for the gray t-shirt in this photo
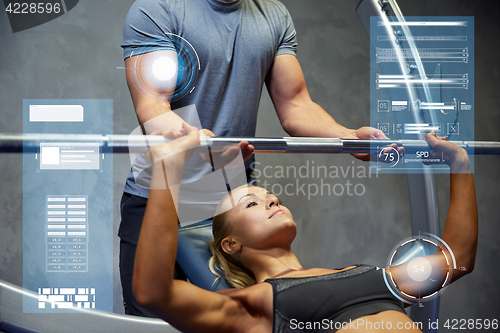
[121,0,297,221]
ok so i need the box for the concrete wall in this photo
[1,0,499,331]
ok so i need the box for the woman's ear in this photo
[221,237,241,255]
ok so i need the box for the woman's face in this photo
[220,186,297,251]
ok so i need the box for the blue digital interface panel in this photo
[22,99,113,313]
[370,17,474,173]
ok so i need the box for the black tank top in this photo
[264,265,405,333]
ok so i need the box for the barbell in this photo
[0,133,499,155]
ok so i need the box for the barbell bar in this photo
[0,133,499,155]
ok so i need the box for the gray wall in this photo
[0,0,499,331]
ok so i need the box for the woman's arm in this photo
[428,132,478,281]
[132,124,251,332]
[388,132,478,296]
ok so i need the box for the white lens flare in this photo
[152,56,176,81]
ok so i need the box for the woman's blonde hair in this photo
[209,187,257,289]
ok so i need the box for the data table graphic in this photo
[370,17,474,173]
[22,99,113,313]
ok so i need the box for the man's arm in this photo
[125,51,254,159]
[266,54,386,140]
[125,50,185,133]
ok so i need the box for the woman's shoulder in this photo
[217,281,273,301]
[266,265,362,280]
[216,282,274,325]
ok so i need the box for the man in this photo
[120,0,387,316]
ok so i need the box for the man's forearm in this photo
[135,101,186,135]
[280,100,354,138]
[135,100,173,125]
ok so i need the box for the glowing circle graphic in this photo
[384,233,456,304]
[152,56,177,81]
[130,35,200,101]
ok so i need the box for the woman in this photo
[133,123,477,332]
